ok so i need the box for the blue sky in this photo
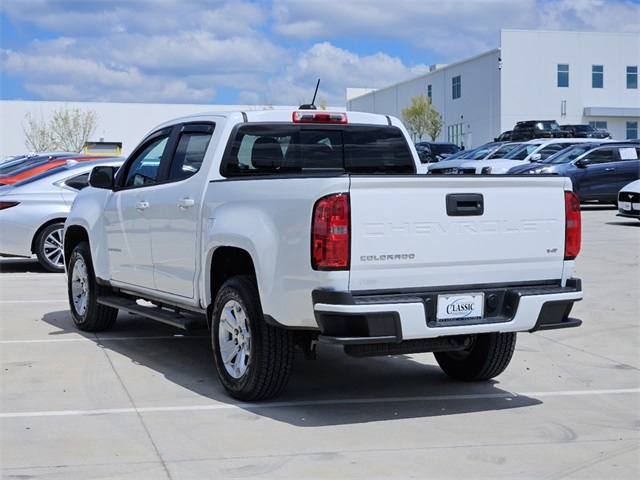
[1,0,639,106]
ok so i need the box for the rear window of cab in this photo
[220,124,415,176]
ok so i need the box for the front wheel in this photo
[434,332,516,381]
[67,241,118,332]
[211,275,294,401]
[35,222,65,273]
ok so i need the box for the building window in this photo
[447,123,464,147]
[627,122,638,140]
[592,65,604,88]
[427,84,432,102]
[557,64,569,87]
[452,76,461,100]
[627,66,638,89]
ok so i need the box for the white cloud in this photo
[262,42,427,106]
[538,0,640,32]
[1,0,639,105]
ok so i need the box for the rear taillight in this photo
[564,191,581,260]
[312,193,350,270]
[0,201,20,210]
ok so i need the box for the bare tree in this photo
[401,94,444,142]
[22,105,100,153]
[23,110,56,152]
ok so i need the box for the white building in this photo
[347,29,640,147]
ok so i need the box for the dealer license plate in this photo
[619,201,632,211]
[436,293,484,322]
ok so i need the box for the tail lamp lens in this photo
[564,191,581,260]
[312,193,350,270]
[0,201,20,210]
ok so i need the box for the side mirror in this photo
[575,158,591,168]
[529,153,542,162]
[89,166,117,189]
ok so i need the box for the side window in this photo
[617,147,639,161]
[582,148,614,165]
[63,172,91,191]
[123,135,170,187]
[167,127,213,182]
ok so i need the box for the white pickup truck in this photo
[64,108,583,401]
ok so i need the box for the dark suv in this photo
[510,120,570,141]
[414,142,460,163]
[560,124,611,139]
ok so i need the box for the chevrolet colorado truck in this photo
[64,108,583,401]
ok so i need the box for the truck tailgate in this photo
[348,175,569,292]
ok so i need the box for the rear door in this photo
[149,123,214,298]
[348,175,568,292]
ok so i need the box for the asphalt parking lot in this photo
[1,206,638,480]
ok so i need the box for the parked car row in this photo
[426,137,640,205]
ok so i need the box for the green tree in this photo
[23,105,100,152]
[401,93,444,142]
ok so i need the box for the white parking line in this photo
[1,388,638,419]
[0,335,208,344]
[0,300,67,304]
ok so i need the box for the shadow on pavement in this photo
[0,258,50,273]
[41,308,542,427]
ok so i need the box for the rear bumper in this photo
[313,279,582,345]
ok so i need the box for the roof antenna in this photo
[299,79,320,110]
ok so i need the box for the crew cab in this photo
[64,108,583,401]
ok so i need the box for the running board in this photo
[97,296,206,331]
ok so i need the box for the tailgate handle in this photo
[446,193,484,216]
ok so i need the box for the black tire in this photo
[35,222,65,273]
[67,241,118,332]
[434,332,516,381]
[212,275,294,401]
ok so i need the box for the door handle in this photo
[605,167,615,171]
[135,201,149,211]
[446,193,484,216]
[178,198,195,209]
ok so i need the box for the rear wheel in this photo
[35,222,65,273]
[212,275,294,401]
[67,241,118,332]
[434,332,516,381]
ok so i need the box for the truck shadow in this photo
[41,309,541,427]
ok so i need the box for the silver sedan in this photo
[0,157,123,272]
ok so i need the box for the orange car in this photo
[0,156,106,185]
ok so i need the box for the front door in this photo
[104,131,171,289]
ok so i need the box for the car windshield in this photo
[503,143,540,160]
[536,122,560,131]
[574,125,596,132]
[541,145,598,164]
[488,143,520,159]
[434,150,467,162]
